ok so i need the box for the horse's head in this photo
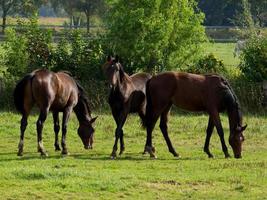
[102,55,124,88]
[77,117,97,149]
[229,124,247,158]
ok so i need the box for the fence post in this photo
[263,81,267,107]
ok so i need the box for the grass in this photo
[0,111,266,199]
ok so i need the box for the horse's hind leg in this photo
[159,104,179,157]
[204,116,214,158]
[18,99,33,156]
[53,112,61,151]
[36,108,49,156]
[210,110,230,158]
[17,114,29,156]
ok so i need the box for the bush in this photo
[52,30,105,81]
[239,36,267,82]
[187,53,226,74]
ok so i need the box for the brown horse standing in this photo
[102,56,152,158]
[14,69,97,156]
[144,72,247,159]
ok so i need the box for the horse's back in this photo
[130,72,151,92]
[148,72,226,111]
[31,69,78,111]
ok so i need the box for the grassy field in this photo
[0,112,266,199]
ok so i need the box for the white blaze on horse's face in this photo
[109,62,120,88]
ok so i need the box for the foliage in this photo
[239,35,267,82]
[53,30,105,80]
[106,0,206,73]
[187,53,226,74]
[3,28,29,77]
[3,16,53,77]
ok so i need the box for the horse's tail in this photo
[13,73,35,114]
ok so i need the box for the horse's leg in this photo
[210,111,230,158]
[112,108,125,156]
[17,113,29,156]
[36,108,49,156]
[159,104,179,157]
[61,106,73,155]
[53,111,61,151]
[204,116,214,158]
[111,109,128,159]
[144,112,160,158]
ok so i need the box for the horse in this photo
[102,56,152,158]
[14,69,97,156]
[144,72,247,159]
[234,40,247,57]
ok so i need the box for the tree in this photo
[78,0,106,34]
[249,0,267,27]
[0,0,19,32]
[106,0,206,73]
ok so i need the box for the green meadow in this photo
[0,112,266,199]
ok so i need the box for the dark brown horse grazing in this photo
[102,56,152,158]
[144,72,247,159]
[14,69,97,156]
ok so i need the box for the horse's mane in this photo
[221,77,243,125]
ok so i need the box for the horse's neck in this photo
[228,107,241,132]
[116,72,134,99]
[73,98,91,124]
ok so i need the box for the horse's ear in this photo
[236,124,247,132]
[107,55,112,62]
[90,116,98,124]
[241,124,247,131]
[115,55,119,63]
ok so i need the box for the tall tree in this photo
[0,0,19,32]
[79,0,106,34]
[107,0,206,72]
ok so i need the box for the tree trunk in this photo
[2,12,7,33]
[86,14,90,34]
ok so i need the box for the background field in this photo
[0,112,266,199]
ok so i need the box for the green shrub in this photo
[239,36,267,82]
[187,53,226,74]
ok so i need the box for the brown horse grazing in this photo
[144,72,247,159]
[14,69,97,156]
[102,56,152,158]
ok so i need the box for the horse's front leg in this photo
[36,108,49,156]
[53,112,61,151]
[111,109,128,159]
[61,106,73,155]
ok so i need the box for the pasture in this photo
[0,112,266,199]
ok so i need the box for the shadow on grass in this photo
[0,150,215,162]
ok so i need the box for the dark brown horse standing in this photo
[144,72,247,159]
[14,69,97,156]
[102,56,151,158]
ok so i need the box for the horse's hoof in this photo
[17,152,23,156]
[110,152,117,159]
[40,152,48,157]
[61,150,69,156]
[173,153,180,158]
[150,154,157,159]
[55,146,61,151]
[225,155,231,159]
[208,154,214,158]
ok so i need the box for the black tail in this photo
[13,73,35,114]
[144,79,153,128]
